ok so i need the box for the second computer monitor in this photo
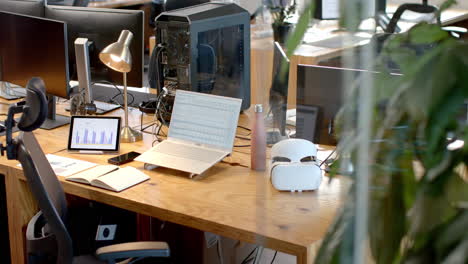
[0,0,45,17]
[296,65,381,145]
[45,6,144,87]
[0,10,69,98]
[165,0,209,11]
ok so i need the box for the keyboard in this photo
[64,101,120,114]
[95,101,120,115]
[0,86,26,100]
[156,140,226,164]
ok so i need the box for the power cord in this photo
[241,247,258,264]
[91,81,135,107]
[235,135,251,141]
[148,44,166,92]
[237,125,251,133]
[270,251,278,264]
[319,148,337,168]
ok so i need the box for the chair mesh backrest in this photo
[17,132,73,264]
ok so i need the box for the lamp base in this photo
[120,126,142,143]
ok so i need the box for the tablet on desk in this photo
[68,116,121,153]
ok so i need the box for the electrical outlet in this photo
[95,224,117,241]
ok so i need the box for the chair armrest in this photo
[95,241,170,262]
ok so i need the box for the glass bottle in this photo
[251,104,267,171]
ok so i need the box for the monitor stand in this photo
[41,95,70,130]
[0,82,24,100]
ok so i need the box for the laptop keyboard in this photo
[156,141,227,164]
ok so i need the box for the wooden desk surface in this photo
[0,99,348,264]
[87,0,151,9]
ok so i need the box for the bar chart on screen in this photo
[75,128,115,146]
[69,117,120,151]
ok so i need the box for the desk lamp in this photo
[99,30,142,143]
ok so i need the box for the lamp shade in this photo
[99,30,133,73]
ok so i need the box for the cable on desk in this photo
[237,125,251,132]
[234,144,251,148]
[319,148,337,168]
[235,135,251,141]
[148,45,165,92]
[91,80,136,107]
[111,89,135,106]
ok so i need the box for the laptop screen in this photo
[168,90,242,151]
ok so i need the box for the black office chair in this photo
[0,77,170,264]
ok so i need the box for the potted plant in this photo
[284,0,468,262]
[316,19,468,262]
[268,0,297,44]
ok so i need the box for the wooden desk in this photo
[0,101,348,264]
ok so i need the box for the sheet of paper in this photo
[44,154,96,177]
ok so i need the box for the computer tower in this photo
[154,3,251,110]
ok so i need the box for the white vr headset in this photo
[270,139,322,192]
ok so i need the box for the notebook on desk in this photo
[136,90,242,175]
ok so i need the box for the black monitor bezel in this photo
[67,116,122,152]
[0,10,71,99]
[44,5,144,88]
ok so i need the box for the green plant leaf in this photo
[435,210,468,256]
[425,86,466,158]
[283,1,314,60]
[408,176,458,237]
[409,23,450,44]
[441,238,468,264]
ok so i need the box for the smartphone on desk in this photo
[108,151,141,165]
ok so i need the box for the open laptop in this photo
[136,90,242,175]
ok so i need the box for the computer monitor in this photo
[0,0,45,17]
[313,0,377,20]
[0,10,71,129]
[165,0,209,11]
[45,6,144,87]
[269,42,289,139]
[296,65,380,145]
